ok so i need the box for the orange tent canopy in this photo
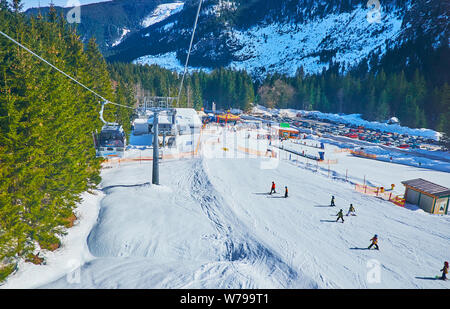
[217,114,240,121]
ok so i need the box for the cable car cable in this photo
[0,29,133,110]
[176,0,203,107]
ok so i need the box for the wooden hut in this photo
[401,178,450,214]
[270,125,299,139]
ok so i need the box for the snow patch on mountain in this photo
[134,52,211,73]
[111,28,130,47]
[228,5,403,76]
[141,2,185,28]
[132,4,403,77]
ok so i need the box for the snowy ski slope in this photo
[2,126,449,289]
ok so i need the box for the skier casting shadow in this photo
[368,234,379,250]
[416,262,448,281]
[440,261,448,280]
[346,204,356,216]
[336,209,344,223]
[269,181,276,195]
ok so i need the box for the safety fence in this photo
[102,151,198,167]
[237,145,277,158]
[317,159,338,164]
[275,145,338,164]
[355,184,405,207]
[350,150,377,159]
[289,140,324,150]
[334,148,352,153]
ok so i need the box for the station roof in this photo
[271,125,299,133]
[401,178,450,197]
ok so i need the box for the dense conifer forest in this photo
[0,1,134,280]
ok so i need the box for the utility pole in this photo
[152,111,159,185]
[187,84,191,108]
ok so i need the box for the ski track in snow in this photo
[5,128,449,289]
[187,159,316,288]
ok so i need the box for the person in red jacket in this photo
[441,261,449,280]
[269,181,276,195]
[284,186,288,198]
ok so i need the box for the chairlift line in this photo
[176,0,203,107]
[0,29,132,110]
[0,29,132,159]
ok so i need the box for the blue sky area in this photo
[22,0,112,10]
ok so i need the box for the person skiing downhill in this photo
[330,196,335,206]
[336,209,344,223]
[346,204,356,216]
[269,181,276,195]
[368,235,379,250]
[284,186,288,198]
[440,261,449,280]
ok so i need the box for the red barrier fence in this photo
[355,184,405,207]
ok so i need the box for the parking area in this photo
[267,113,443,151]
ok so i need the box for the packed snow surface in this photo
[2,126,449,289]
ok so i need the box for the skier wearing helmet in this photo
[346,204,356,216]
[441,262,449,280]
[336,209,344,223]
[368,234,379,250]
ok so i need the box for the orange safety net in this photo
[355,184,405,207]
[351,150,377,159]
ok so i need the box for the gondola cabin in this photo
[95,124,126,158]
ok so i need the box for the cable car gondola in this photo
[0,30,133,159]
[94,101,127,158]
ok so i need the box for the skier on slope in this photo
[336,209,344,223]
[368,234,379,250]
[346,204,356,216]
[330,195,336,206]
[284,186,288,198]
[269,181,276,195]
[440,261,449,280]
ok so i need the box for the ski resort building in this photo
[401,179,450,214]
[133,118,150,135]
[175,108,202,135]
[147,112,176,135]
[270,125,299,139]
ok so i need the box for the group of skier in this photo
[331,196,356,224]
[265,185,448,281]
[269,181,288,198]
[330,195,448,280]
[331,196,378,250]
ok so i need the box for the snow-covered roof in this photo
[133,118,148,125]
[175,108,202,126]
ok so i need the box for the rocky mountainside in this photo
[107,0,448,78]
[29,0,449,79]
[26,0,182,52]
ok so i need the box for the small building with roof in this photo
[401,178,450,214]
[270,125,299,139]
